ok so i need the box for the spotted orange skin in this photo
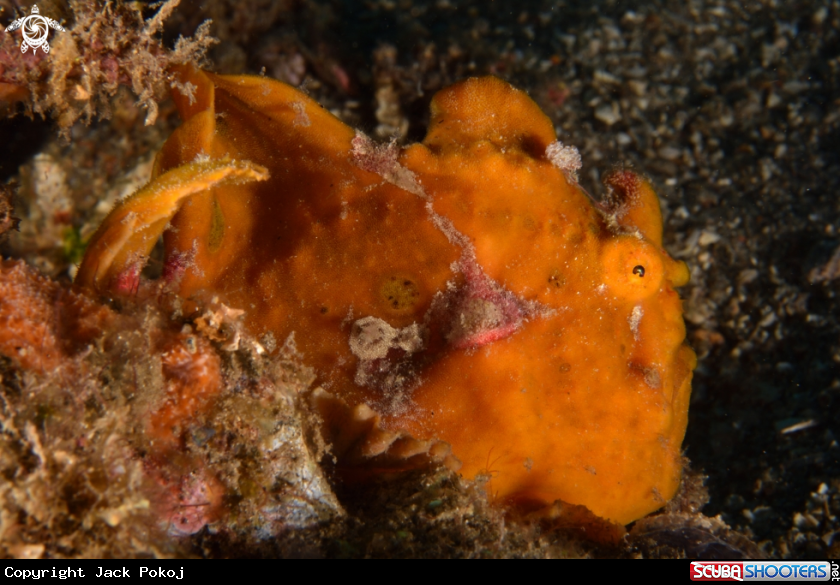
[80,66,695,525]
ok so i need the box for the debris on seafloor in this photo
[808,244,840,284]
[0,185,20,237]
[630,513,765,560]
[0,0,216,128]
[0,258,343,557]
[628,468,765,559]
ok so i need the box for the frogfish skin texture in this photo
[77,65,696,525]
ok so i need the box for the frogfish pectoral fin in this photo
[75,158,268,294]
[311,388,461,482]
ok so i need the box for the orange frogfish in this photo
[76,65,696,525]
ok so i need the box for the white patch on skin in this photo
[446,297,504,345]
[291,101,311,127]
[350,131,425,198]
[628,304,643,340]
[171,80,198,105]
[347,316,427,401]
[546,141,582,180]
[349,316,424,361]
[645,367,662,389]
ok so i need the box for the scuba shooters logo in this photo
[4,4,65,54]
[691,561,837,582]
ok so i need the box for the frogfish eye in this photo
[601,236,663,301]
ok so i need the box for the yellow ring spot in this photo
[380,275,421,312]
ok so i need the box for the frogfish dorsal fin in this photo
[156,64,358,177]
[154,65,218,174]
